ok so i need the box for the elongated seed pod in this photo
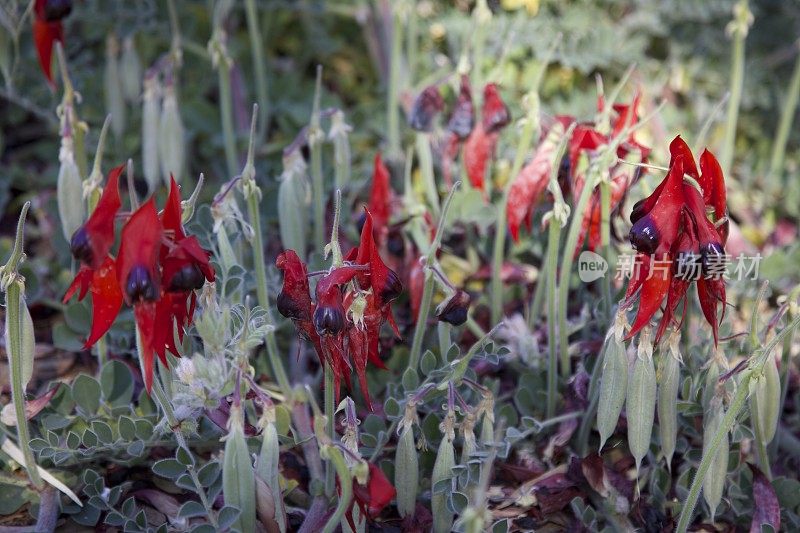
[702,362,719,411]
[702,398,728,522]
[142,76,161,192]
[257,419,286,533]
[5,285,34,393]
[57,137,84,241]
[223,404,256,533]
[159,83,186,185]
[751,350,781,445]
[277,152,309,255]
[395,425,418,517]
[626,329,656,475]
[432,414,456,533]
[120,36,142,102]
[104,34,126,140]
[597,329,628,451]
[657,331,681,469]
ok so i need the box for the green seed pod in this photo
[223,404,256,533]
[159,83,186,185]
[120,36,142,102]
[626,328,656,476]
[597,315,629,451]
[657,330,681,470]
[256,414,286,533]
[477,392,495,447]
[432,412,456,533]
[277,151,310,255]
[142,75,161,193]
[5,282,34,394]
[751,349,781,445]
[104,34,126,140]
[702,398,728,522]
[702,361,719,411]
[395,425,419,517]
[328,110,352,191]
[57,137,84,241]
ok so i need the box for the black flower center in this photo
[277,291,310,321]
[313,306,346,336]
[168,263,205,292]
[629,216,659,255]
[126,266,158,303]
[69,227,93,265]
[43,0,72,21]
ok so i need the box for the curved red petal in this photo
[134,303,158,394]
[507,136,554,242]
[33,19,62,85]
[63,266,93,303]
[627,254,671,339]
[699,149,727,223]
[81,164,123,269]
[83,257,123,348]
[368,153,392,237]
[481,83,510,133]
[161,175,186,240]
[117,199,163,304]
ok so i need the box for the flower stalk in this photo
[244,0,269,143]
[719,0,752,177]
[310,66,326,253]
[209,28,238,178]
[768,40,800,182]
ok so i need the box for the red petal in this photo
[507,135,555,242]
[463,124,498,194]
[161,176,186,240]
[117,199,163,304]
[368,153,392,239]
[83,257,123,348]
[134,303,158,394]
[481,83,510,133]
[699,149,728,242]
[63,266,93,303]
[33,19,62,86]
[409,85,444,132]
[627,254,671,339]
[697,277,725,345]
[446,74,474,139]
[749,464,781,533]
[81,164,123,269]
[629,154,686,256]
[366,463,396,516]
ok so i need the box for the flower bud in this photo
[223,404,256,533]
[436,289,471,326]
[120,36,142,103]
[142,75,161,193]
[57,136,84,242]
[104,33,126,140]
[394,425,418,518]
[702,397,728,522]
[626,327,656,476]
[277,153,310,256]
[159,82,186,185]
[432,411,456,533]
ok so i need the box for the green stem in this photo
[556,174,596,376]
[217,52,238,179]
[323,364,335,498]
[244,0,269,143]
[386,7,402,159]
[437,317,451,361]
[415,133,440,214]
[5,281,43,490]
[527,240,549,329]
[768,42,800,181]
[409,270,434,372]
[599,180,612,324]
[576,337,606,455]
[545,221,561,419]
[321,447,353,533]
[676,374,749,533]
[719,0,750,177]
[310,67,326,253]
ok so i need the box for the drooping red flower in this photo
[352,463,396,521]
[276,211,402,409]
[625,136,728,344]
[33,0,71,86]
[63,164,125,348]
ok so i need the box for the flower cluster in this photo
[276,210,402,409]
[33,0,72,86]
[625,135,728,344]
[506,94,650,251]
[409,76,511,192]
[63,166,215,392]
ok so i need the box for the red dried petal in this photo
[276,250,314,321]
[463,124,498,194]
[507,136,555,242]
[409,85,444,132]
[749,464,781,533]
[447,74,474,139]
[481,83,510,133]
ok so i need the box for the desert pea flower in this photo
[63,164,124,348]
[64,170,214,393]
[33,0,71,86]
[276,211,402,409]
[625,136,728,344]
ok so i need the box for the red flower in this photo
[64,170,214,393]
[352,463,396,520]
[505,95,649,251]
[33,0,71,86]
[625,136,728,344]
[63,164,124,349]
[409,85,444,132]
[276,211,402,409]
